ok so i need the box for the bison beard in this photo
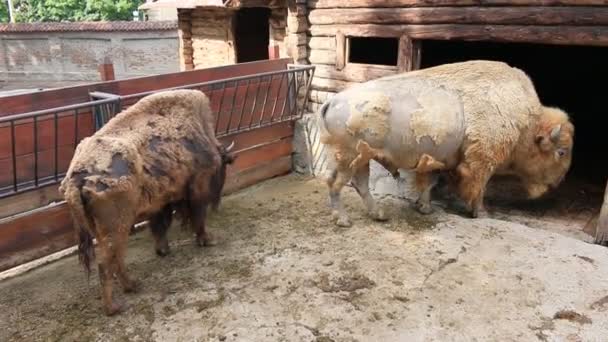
[60,89,236,316]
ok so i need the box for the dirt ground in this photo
[1,173,607,342]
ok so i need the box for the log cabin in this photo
[173,0,608,244]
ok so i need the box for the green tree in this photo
[12,0,143,22]
[0,1,9,23]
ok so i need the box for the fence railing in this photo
[91,64,315,138]
[0,64,314,199]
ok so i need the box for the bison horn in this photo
[225,141,235,152]
[550,125,561,143]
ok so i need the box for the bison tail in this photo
[63,185,96,278]
[316,100,333,141]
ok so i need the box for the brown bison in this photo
[318,60,574,226]
[59,89,235,315]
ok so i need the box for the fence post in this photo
[268,44,280,60]
[98,57,115,81]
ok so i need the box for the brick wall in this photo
[0,22,180,84]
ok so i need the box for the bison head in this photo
[518,107,574,199]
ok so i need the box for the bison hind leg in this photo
[325,149,357,227]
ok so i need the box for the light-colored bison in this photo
[59,89,235,315]
[318,60,574,227]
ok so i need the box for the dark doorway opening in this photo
[348,37,399,66]
[420,40,608,238]
[234,8,270,63]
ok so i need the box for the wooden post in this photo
[98,58,115,81]
[335,31,346,71]
[595,181,608,245]
[268,44,281,59]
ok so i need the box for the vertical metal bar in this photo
[227,80,240,133]
[279,71,297,121]
[248,76,263,128]
[10,120,17,192]
[300,69,315,117]
[258,75,273,126]
[34,116,38,187]
[269,72,287,122]
[74,108,79,149]
[236,78,251,130]
[215,82,227,134]
[54,112,59,181]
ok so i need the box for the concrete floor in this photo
[0,174,607,342]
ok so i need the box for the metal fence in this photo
[0,64,314,199]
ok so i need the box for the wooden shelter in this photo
[174,0,308,70]
[302,0,608,244]
[175,0,608,244]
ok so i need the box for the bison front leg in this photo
[456,162,491,219]
[191,200,215,247]
[413,171,440,215]
[149,205,173,256]
[351,163,388,222]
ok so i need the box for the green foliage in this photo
[0,1,8,23]
[12,0,144,22]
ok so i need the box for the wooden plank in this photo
[311,76,357,93]
[0,111,94,159]
[0,145,75,187]
[218,121,294,151]
[313,64,397,83]
[307,0,608,8]
[309,49,337,65]
[309,24,608,46]
[335,31,346,70]
[231,138,294,172]
[595,181,608,245]
[0,184,62,219]
[0,203,75,272]
[308,7,608,26]
[223,155,292,195]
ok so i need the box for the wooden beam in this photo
[310,24,608,46]
[309,7,608,26]
[335,31,346,70]
[311,76,356,93]
[0,203,74,272]
[0,184,62,219]
[313,64,398,83]
[595,181,608,245]
[223,155,292,195]
[308,0,608,8]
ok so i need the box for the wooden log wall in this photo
[305,0,608,112]
[0,58,299,272]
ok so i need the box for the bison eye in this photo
[557,149,567,157]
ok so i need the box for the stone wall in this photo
[0,22,180,84]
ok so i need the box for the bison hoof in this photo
[370,209,389,222]
[336,216,352,227]
[103,302,124,316]
[414,200,434,215]
[470,208,489,219]
[156,247,170,257]
[123,280,140,294]
[197,234,217,247]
